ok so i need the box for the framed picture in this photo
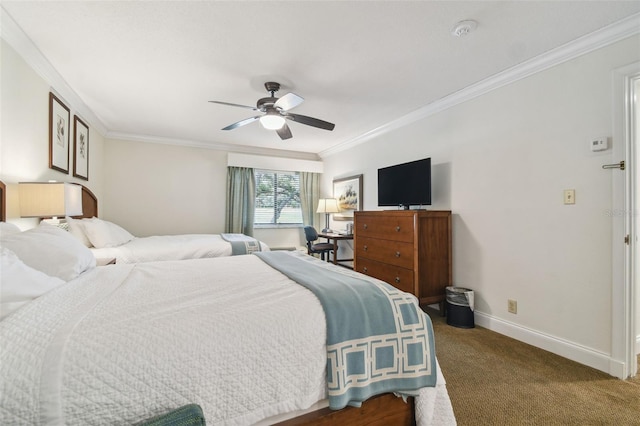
[73,115,90,180]
[49,92,70,174]
[333,174,363,220]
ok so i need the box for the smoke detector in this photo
[451,20,477,37]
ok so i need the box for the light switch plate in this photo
[564,189,575,205]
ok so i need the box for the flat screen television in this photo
[377,158,431,209]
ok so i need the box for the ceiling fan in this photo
[209,82,335,140]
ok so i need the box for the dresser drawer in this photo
[355,214,414,243]
[355,258,415,294]
[355,237,414,269]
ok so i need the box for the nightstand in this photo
[96,258,116,266]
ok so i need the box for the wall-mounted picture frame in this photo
[73,115,89,180]
[333,174,363,220]
[49,92,70,174]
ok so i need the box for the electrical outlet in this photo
[508,299,517,314]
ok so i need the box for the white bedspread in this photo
[90,234,268,263]
[0,254,455,425]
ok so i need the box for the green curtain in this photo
[300,171,321,230]
[225,166,256,236]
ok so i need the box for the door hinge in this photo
[625,235,630,245]
[602,160,625,171]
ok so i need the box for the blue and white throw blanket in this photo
[220,233,262,255]
[255,251,437,410]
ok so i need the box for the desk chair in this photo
[304,226,333,262]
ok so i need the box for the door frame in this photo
[611,61,639,379]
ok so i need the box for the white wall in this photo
[102,138,307,249]
[0,40,104,228]
[322,36,640,368]
[102,138,227,236]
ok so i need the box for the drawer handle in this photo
[395,226,401,232]
[364,224,368,229]
[395,277,400,283]
[395,251,401,257]
[363,267,368,273]
[363,245,368,251]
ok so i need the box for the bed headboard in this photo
[76,184,98,219]
[0,180,6,222]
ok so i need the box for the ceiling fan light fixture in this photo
[260,114,286,130]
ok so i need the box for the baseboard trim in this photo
[474,311,627,379]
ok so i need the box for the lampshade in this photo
[316,198,340,214]
[19,182,83,218]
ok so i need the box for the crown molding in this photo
[319,13,640,158]
[1,5,319,161]
[1,6,109,136]
[105,132,321,161]
[1,5,316,161]
[3,4,638,160]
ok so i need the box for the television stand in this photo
[353,210,452,308]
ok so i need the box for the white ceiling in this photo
[3,1,640,159]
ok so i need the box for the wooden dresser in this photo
[353,210,452,307]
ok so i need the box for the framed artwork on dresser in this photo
[73,115,89,180]
[49,92,71,174]
[333,174,362,220]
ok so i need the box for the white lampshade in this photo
[316,198,340,214]
[19,182,83,218]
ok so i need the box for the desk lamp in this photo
[316,198,340,233]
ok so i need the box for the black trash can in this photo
[446,286,475,328]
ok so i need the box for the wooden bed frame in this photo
[277,393,415,425]
[0,180,417,425]
[0,180,6,222]
[76,184,98,219]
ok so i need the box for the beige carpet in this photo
[426,307,640,425]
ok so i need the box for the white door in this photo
[634,77,640,370]
[611,62,639,379]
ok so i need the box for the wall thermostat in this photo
[590,137,608,152]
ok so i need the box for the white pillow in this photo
[0,222,21,237]
[0,223,96,281]
[65,216,93,247]
[0,247,65,320]
[81,217,134,248]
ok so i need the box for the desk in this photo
[318,232,354,267]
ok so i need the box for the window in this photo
[255,170,302,225]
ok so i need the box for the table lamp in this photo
[316,198,340,233]
[19,182,83,223]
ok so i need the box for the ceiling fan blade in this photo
[222,116,260,130]
[276,123,293,140]
[274,93,304,111]
[209,100,258,111]
[285,113,335,131]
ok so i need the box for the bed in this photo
[0,219,456,425]
[66,184,269,263]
